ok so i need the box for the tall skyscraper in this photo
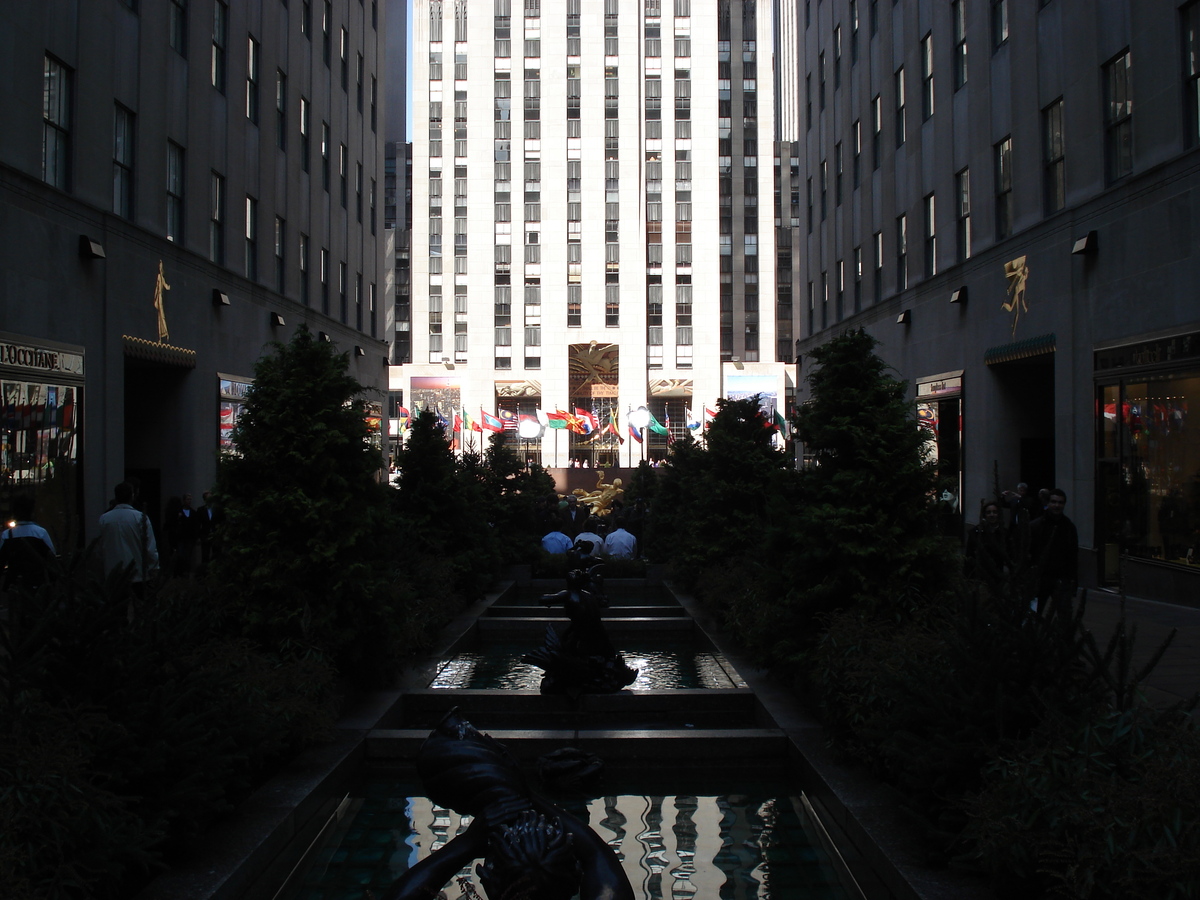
[396,0,794,466]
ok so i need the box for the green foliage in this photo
[785,329,958,633]
[650,396,794,590]
[0,552,337,900]
[212,324,398,684]
[969,707,1200,899]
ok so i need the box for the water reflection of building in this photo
[1,3,388,547]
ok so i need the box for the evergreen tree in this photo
[786,328,955,629]
[212,324,395,682]
[652,396,795,589]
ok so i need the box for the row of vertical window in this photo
[40,61,373,337]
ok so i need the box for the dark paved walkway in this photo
[1082,589,1200,711]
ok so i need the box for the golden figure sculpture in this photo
[1002,255,1029,337]
[153,260,171,342]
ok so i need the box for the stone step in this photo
[475,616,696,637]
[485,604,688,618]
[389,688,766,730]
[366,727,790,762]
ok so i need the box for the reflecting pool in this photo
[280,772,852,900]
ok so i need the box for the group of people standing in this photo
[96,483,223,596]
[966,482,1079,613]
[538,492,645,561]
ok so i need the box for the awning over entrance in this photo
[984,332,1056,366]
[122,335,197,368]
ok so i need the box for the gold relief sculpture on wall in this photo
[569,342,620,397]
[495,380,542,398]
[649,378,693,397]
[1002,255,1030,337]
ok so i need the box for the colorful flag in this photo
[628,423,644,443]
[397,406,411,431]
[773,409,788,435]
[664,412,675,445]
[453,412,463,433]
[481,409,504,432]
[461,409,481,433]
[704,406,718,428]
[574,408,599,435]
[544,410,570,429]
[648,411,669,436]
[604,411,625,444]
[685,408,702,430]
[500,409,519,431]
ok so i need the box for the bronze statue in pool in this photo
[380,709,635,900]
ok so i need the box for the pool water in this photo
[280,773,852,900]
[429,638,748,690]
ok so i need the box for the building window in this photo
[170,0,188,56]
[805,74,812,130]
[818,52,826,111]
[212,1,228,92]
[955,168,971,261]
[923,194,936,278]
[896,214,907,290]
[275,70,286,149]
[952,0,967,89]
[1043,98,1065,213]
[340,27,349,90]
[371,75,378,131]
[852,120,861,187]
[209,171,225,263]
[894,67,905,147]
[301,0,311,38]
[921,33,934,120]
[1185,2,1200,146]
[320,247,330,313]
[850,0,859,63]
[300,97,310,171]
[112,104,135,219]
[871,94,882,169]
[991,0,1008,51]
[356,53,364,111]
[321,122,330,190]
[873,230,883,303]
[42,56,71,190]
[994,137,1013,239]
[339,261,348,322]
[853,246,862,312]
[834,142,843,205]
[339,143,347,208]
[167,141,184,242]
[806,177,813,233]
[1096,370,1200,573]
[356,163,363,222]
[299,233,310,305]
[322,1,332,65]
[833,25,842,89]
[1104,49,1133,182]
[370,178,376,234]
[274,217,286,293]
[246,36,260,122]
[244,195,258,279]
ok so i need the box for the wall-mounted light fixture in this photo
[1072,230,1098,255]
[212,289,231,306]
[354,345,366,356]
[270,312,286,327]
[318,331,332,342]
[78,235,106,260]
[896,309,912,324]
[949,286,968,304]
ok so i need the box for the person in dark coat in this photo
[965,500,1010,589]
[1027,487,1078,614]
